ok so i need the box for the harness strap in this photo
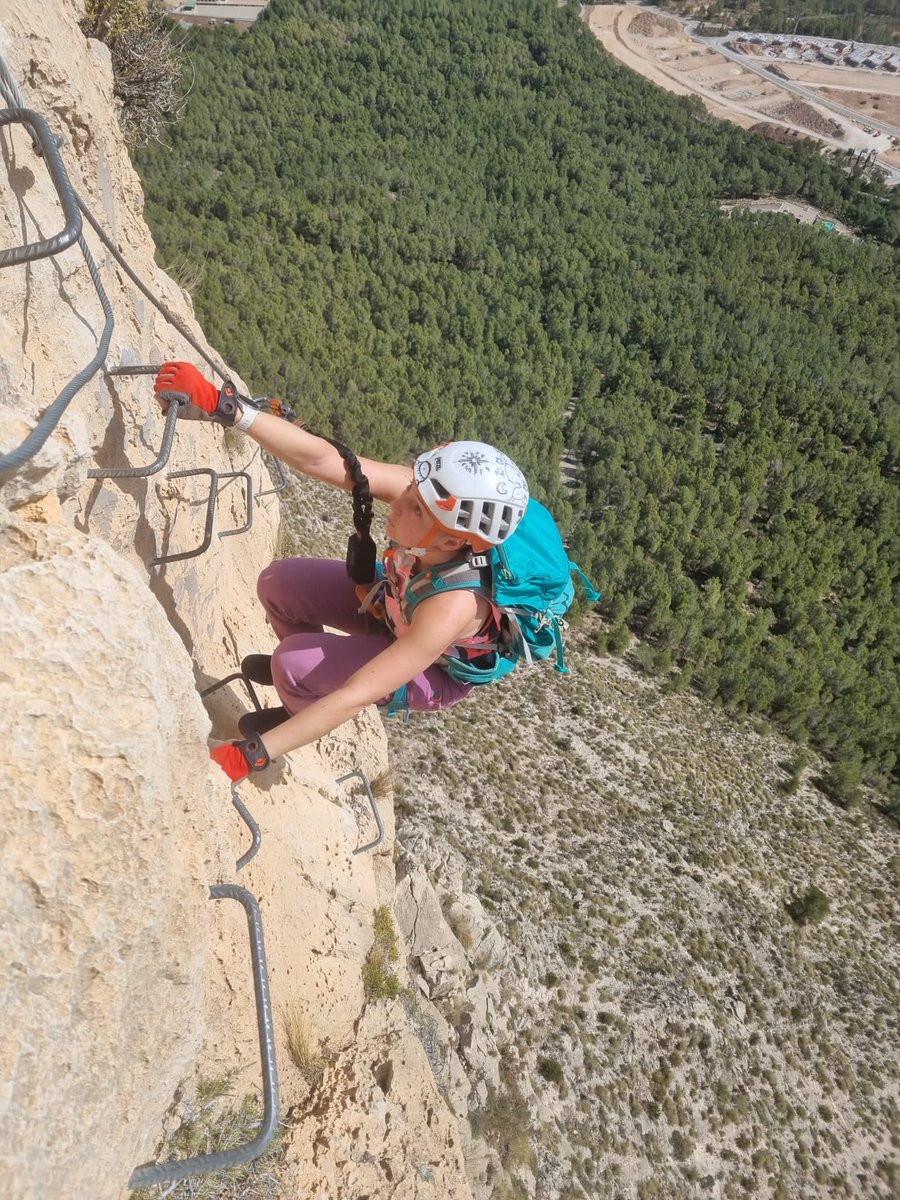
[296,425,377,586]
[385,684,410,719]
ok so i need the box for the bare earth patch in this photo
[764,98,845,138]
[584,5,900,168]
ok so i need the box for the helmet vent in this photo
[431,478,452,500]
[458,500,474,527]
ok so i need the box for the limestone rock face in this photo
[395,858,469,1000]
[0,519,220,1199]
[281,1003,474,1200]
[0,6,475,1200]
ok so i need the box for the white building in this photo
[170,1,270,32]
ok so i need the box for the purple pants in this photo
[256,558,474,716]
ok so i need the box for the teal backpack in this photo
[401,498,600,687]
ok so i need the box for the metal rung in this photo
[231,784,262,871]
[257,454,289,497]
[218,471,253,538]
[199,671,263,713]
[127,884,280,1190]
[0,109,81,267]
[152,467,253,563]
[151,468,217,565]
[337,768,385,855]
[87,397,183,479]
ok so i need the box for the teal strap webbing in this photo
[551,618,569,673]
[386,684,410,719]
[569,561,601,603]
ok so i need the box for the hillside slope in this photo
[255,425,899,1200]
[388,624,900,1199]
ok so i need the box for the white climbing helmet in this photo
[413,441,529,548]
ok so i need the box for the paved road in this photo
[675,22,900,184]
[698,32,900,139]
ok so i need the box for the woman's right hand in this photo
[154,361,220,414]
[210,737,270,783]
[154,363,242,425]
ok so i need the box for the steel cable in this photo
[0,227,114,481]
[0,51,229,482]
[77,199,229,381]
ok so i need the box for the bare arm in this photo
[154,362,411,501]
[239,407,411,503]
[257,589,482,759]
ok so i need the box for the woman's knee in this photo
[271,631,392,713]
[270,634,325,712]
[257,558,296,614]
[257,557,345,636]
[406,670,473,712]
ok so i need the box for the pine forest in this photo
[135,0,899,801]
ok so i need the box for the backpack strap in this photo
[550,616,569,673]
[404,558,491,612]
[569,561,602,604]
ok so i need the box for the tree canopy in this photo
[136,0,899,795]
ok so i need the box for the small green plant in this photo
[671,1129,695,1161]
[448,910,474,952]
[469,1077,536,1174]
[780,748,811,794]
[607,624,631,655]
[816,755,863,808]
[786,885,831,927]
[363,905,401,999]
[195,1073,234,1105]
[537,1056,564,1086]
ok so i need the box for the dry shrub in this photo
[80,0,187,146]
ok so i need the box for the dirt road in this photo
[583,5,900,178]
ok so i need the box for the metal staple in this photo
[337,768,385,855]
[127,884,280,1190]
[232,784,263,871]
[87,394,184,479]
[151,468,218,566]
[150,467,251,563]
[0,108,114,481]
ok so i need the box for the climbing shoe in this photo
[241,654,273,686]
[238,706,288,737]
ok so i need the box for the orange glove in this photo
[211,737,270,782]
[154,362,240,425]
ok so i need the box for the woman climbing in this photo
[153,362,529,783]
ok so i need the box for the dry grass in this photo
[283,1008,325,1080]
[129,1082,286,1200]
[387,618,900,1199]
